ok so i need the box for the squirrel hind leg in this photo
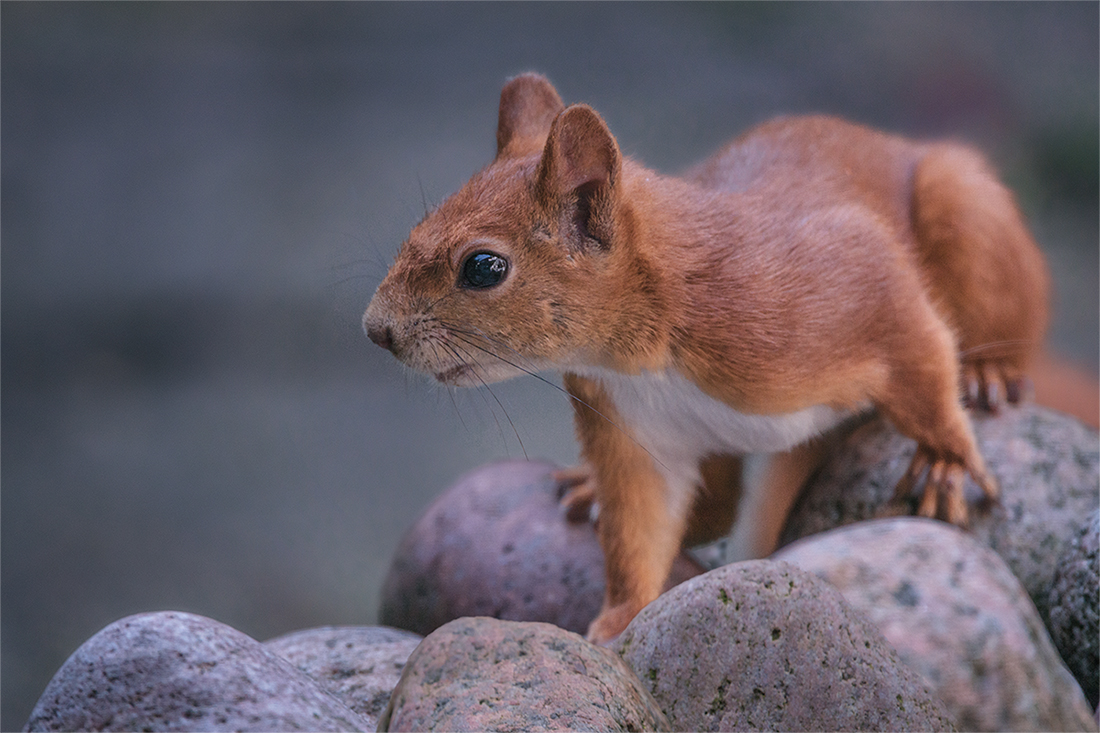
[911,143,1049,396]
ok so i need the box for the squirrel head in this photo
[363,73,668,386]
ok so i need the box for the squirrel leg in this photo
[879,317,997,527]
[729,438,833,558]
[564,373,689,645]
[911,143,1048,416]
[588,460,688,645]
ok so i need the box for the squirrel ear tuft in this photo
[537,105,622,247]
[496,73,566,159]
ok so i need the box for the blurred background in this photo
[2,3,1096,728]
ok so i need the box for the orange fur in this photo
[364,73,1055,643]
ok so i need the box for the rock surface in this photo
[23,611,369,732]
[773,518,1095,731]
[1047,509,1100,710]
[780,404,1100,624]
[380,459,701,637]
[380,616,670,732]
[615,560,956,732]
[264,625,422,730]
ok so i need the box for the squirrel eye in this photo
[460,251,509,289]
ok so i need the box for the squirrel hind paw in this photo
[962,361,1030,412]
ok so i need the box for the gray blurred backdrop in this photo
[3,3,1097,728]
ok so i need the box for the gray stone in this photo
[1048,509,1099,710]
[615,560,955,732]
[264,626,422,731]
[780,404,1100,624]
[380,459,701,637]
[379,616,670,732]
[774,517,1095,731]
[23,611,369,732]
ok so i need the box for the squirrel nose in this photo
[366,323,394,352]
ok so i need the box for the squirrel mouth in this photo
[435,364,473,385]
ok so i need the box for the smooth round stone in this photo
[1047,509,1099,710]
[615,560,956,732]
[380,616,670,732]
[380,458,701,637]
[780,404,1100,625]
[774,517,1095,731]
[23,611,369,732]
[264,625,422,730]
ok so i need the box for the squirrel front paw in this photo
[889,445,998,527]
[585,600,644,646]
[553,464,598,524]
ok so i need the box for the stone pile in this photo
[24,404,1098,731]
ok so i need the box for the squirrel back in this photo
[693,114,1050,395]
[364,95,1047,415]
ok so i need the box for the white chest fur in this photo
[573,367,854,485]
[569,367,864,561]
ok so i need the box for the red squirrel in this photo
[363,73,1050,644]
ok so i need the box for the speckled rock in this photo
[1048,509,1099,710]
[380,459,702,636]
[773,517,1095,731]
[615,560,955,732]
[23,611,369,732]
[264,626,422,730]
[780,404,1100,623]
[379,616,670,732]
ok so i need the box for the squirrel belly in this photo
[570,365,862,466]
[566,365,866,563]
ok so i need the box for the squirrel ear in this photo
[536,105,622,247]
[496,73,565,159]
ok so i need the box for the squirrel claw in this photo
[962,361,1030,412]
[963,371,983,409]
[982,363,1004,413]
[894,448,998,528]
[914,460,968,527]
